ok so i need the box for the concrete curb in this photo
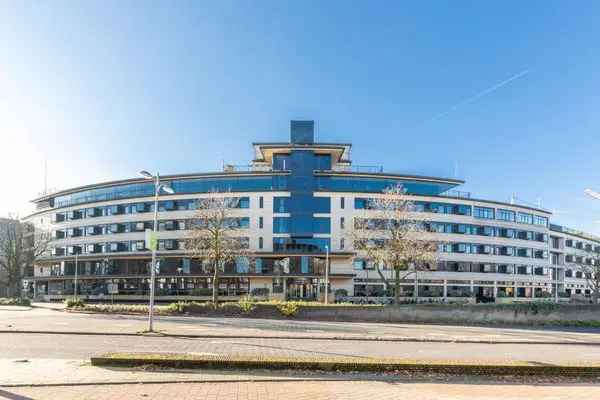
[90,354,600,377]
[2,329,600,346]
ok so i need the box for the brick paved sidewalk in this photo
[5,380,600,400]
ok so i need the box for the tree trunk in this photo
[212,263,219,306]
[414,268,418,299]
[394,268,400,305]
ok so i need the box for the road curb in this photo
[90,354,600,377]
[2,330,600,346]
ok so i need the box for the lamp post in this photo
[74,253,78,300]
[324,245,330,304]
[139,170,175,332]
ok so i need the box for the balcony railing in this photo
[222,164,273,172]
[440,190,471,199]
[330,165,384,173]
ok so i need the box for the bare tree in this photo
[350,185,439,304]
[582,262,600,304]
[186,195,251,305]
[0,216,51,298]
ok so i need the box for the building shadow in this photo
[0,388,34,400]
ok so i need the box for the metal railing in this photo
[440,190,471,199]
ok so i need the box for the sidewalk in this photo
[5,380,600,400]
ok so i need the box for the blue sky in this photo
[2,1,600,233]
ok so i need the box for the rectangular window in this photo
[273,217,290,233]
[259,196,264,209]
[497,209,515,222]
[340,238,345,250]
[474,206,494,219]
[313,217,331,234]
[273,237,330,253]
[272,154,290,170]
[533,215,548,227]
[354,198,374,209]
[313,197,330,213]
[259,217,264,229]
[273,197,289,213]
[238,197,250,209]
[340,217,345,229]
[517,212,533,224]
[258,237,263,249]
[340,197,345,209]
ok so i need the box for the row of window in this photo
[273,217,331,234]
[353,219,549,242]
[438,243,549,259]
[52,177,288,208]
[53,218,250,239]
[565,254,598,266]
[354,198,548,227]
[39,256,329,277]
[353,259,552,276]
[53,197,250,223]
[52,237,250,256]
[565,239,600,253]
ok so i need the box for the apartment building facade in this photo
[23,121,599,302]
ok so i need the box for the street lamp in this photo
[324,245,330,304]
[139,170,175,332]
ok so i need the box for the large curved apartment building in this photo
[25,121,600,301]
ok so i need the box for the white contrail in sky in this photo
[426,69,530,122]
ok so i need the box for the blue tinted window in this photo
[313,217,331,234]
[314,154,332,170]
[474,206,495,219]
[54,176,287,208]
[273,154,290,170]
[273,197,290,213]
[354,198,368,209]
[273,237,330,253]
[497,209,515,222]
[301,256,310,273]
[315,176,454,195]
[533,215,548,227]
[273,217,290,233]
[517,212,533,224]
[237,197,250,209]
[313,197,330,213]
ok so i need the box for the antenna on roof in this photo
[44,160,48,195]
[453,161,459,179]
[537,197,542,208]
[510,193,516,205]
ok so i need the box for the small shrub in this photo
[334,289,348,297]
[277,301,299,317]
[0,298,31,306]
[64,298,85,308]
[238,298,256,314]
[166,301,188,314]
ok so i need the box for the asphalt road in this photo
[3,306,600,398]
[3,306,600,344]
[3,331,600,364]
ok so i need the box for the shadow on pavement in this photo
[0,388,34,400]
